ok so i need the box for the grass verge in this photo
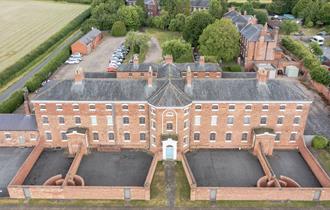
[145,28,182,46]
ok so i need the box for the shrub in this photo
[161,39,192,63]
[312,135,329,149]
[0,9,90,89]
[205,56,218,63]
[223,64,242,72]
[111,21,127,37]
[0,90,24,113]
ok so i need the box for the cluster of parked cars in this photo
[109,43,129,68]
[65,53,82,64]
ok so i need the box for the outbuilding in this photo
[71,28,102,55]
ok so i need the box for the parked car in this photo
[71,53,82,58]
[65,59,79,64]
[69,57,82,61]
[317,31,327,37]
[310,35,324,46]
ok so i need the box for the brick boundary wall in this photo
[311,80,330,102]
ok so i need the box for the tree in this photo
[254,9,268,25]
[125,32,150,54]
[183,11,214,47]
[310,42,323,57]
[199,19,240,62]
[209,0,223,19]
[111,21,127,37]
[280,20,300,35]
[117,6,142,31]
[292,0,321,24]
[320,2,330,25]
[159,0,184,17]
[161,39,192,62]
[267,0,298,14]
[240,2,254,15]
[168,13,186,31]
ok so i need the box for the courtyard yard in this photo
[0,0,88,72]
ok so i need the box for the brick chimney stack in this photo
[248,15,258,25]
[165,55,173,64]
[148,66,153,87]
[133,54,139,65]
[243,10,247,16]
[257,68,269,83]
[23,88,31,115]
[199,56,205,65]
[186,66,192,87]
[74,67,84,84]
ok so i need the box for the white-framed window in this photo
[209,132,216,142]
[89,104,96,111]
[58,116,65,125]
[227,116,234,125]
[138,104,145,111]
[72,104,79,111]
[184,108,189,115]
[243,115,250,125]
[195,104,202,111]
[241,132,248,142]
[296,104,303,111]
[56,104,63,111]
[151,120,156,130]
[183,136,188,147]
[105,104,112,111]
[260,116,267,125]
[74,116,81,125]
[107,116,113,125]
[194,116,201,125]
[45,131,52,141]
[289,132,297,142]
[279,104,286,111]
[4,132,11,141]
[108,132,115,141]
[42,115,49,125]
[211,104,219,111]
[90,116,97,125]
[166,122,173,131]
[92,132,99,141]
[277,116,284,125]
[184,119,189,130]
[193,132,200,142]
[262,104,269,111]
[151,108,156,115]
[40,104,46,112]
[211,116,218,126]
[30,133,37,141]
[124,132,130,141]
[123,116,129,125]
[275,132,281,142]
[225,132,232,142]
[245,104,252,111]
[139,116,146,125]
[61,131,68,141]
[151,135,156,146]
[140,132,146,141]
[122,104,129,111]
[293,116,301,125]
[228,104,235,111]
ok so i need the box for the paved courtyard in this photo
[267,150,321,187]
[23,149,73,185]
[0,147,32,197]
[77,150,153,186]
[186,149,264,187]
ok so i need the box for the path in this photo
[0,31,82,102]
[144,37,162,63]
[164,161,176,208]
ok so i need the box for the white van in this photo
[310,35,324,46]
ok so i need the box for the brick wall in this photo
[311,80,330,102]
[0,131,39,147]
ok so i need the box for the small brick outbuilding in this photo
[71,28,102,55]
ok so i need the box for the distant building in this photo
[224,8,279,70]
[71,28,102,55]
[125,0,158,16]
[190,0,209,12]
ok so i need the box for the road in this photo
[0,31,82,102]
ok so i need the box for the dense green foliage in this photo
[117,6,143,31]
[26,48,71,93]
[54,0,92,4]
[161,39,192,62]
[111,21,127,37]
[0,9,90,89]
[222,64,242,72]
[267,0,299,14]
[168,14,186,32]
[280,20,300,35]
[240,2,254,15]
[125,31,150,61]
[309,42,323,57]
[151,10,171,30]
[159,0,190,17]
[312,136,329,149]
[209,0,223,19]
[199,19,240,62]
[183,11,214,47]
[0,90,24,113]
[254,9,268,25]
[320,2,330,25]
[282,37,330,86]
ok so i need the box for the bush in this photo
[0,90,24,113]
[26,48,71,93]
[222,64,242,72]
[205,56,218,63]
[111,21,127,37]
[0,9,90,89]
[312,135,329,149]
[161,39,192,62]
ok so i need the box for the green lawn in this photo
[144,28,182,46]
[311,148,330,175]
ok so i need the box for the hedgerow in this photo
[0,90,24,113]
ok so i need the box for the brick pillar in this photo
[133,54,139,65]
[74,67,84,84]
[199,56,205,65]
[257,68,269,83]
[186,66,192,87]
[148,66,153,87]
[164,55,173,64]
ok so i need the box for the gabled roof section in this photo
[240,24,262,41]
[190,0,209,8]
[157,64,181,78]
[0,114,37,131]
[148,79,192,107]
[78,28,101,45]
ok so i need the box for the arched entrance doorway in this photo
[162,138,177,160]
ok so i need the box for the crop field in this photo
[0,0,88,72]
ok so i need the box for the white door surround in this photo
[162,138,177,160]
